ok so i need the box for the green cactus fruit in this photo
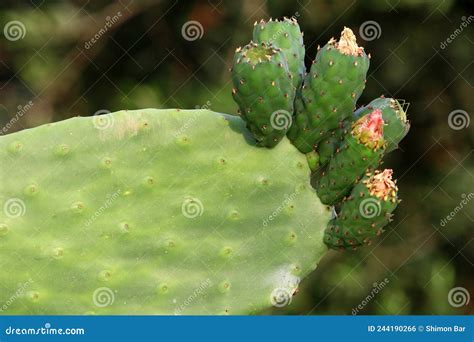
[316,131,344,168]
[316,120,351,168]
[316,109,385,205]
[231,42,296,148]
[354,97,410,152]
[0,109,331,315]
[288,27,370,153]
[324,169,399,250]
[252,17,305,90]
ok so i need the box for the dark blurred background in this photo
[0,0,472,315]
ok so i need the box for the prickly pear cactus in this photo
[0,109,331,315]
[0,17,411,315]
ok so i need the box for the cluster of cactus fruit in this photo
[0,17,408,315]
[231,17,409,250]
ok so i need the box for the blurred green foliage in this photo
[0,0,472,314]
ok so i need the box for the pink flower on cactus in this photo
[352,109,385,149]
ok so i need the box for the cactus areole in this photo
[0,18,409,315]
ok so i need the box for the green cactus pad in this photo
[232,42,295,148]
[0,109,331,315]
[253,17,306,90]
[324,169,399,250]
[288,27,370,153]
[355,97,410,152]
[316,110,385,205]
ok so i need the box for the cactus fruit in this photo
[252,17,306,90]
[287,27,370,153]
[324,169,399,249]
[354,97,410,152]
[316,109,385,205]
[316,120,351,167]
[315,97,408,169]
[0,109,331,314]
[231,42,295,147]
